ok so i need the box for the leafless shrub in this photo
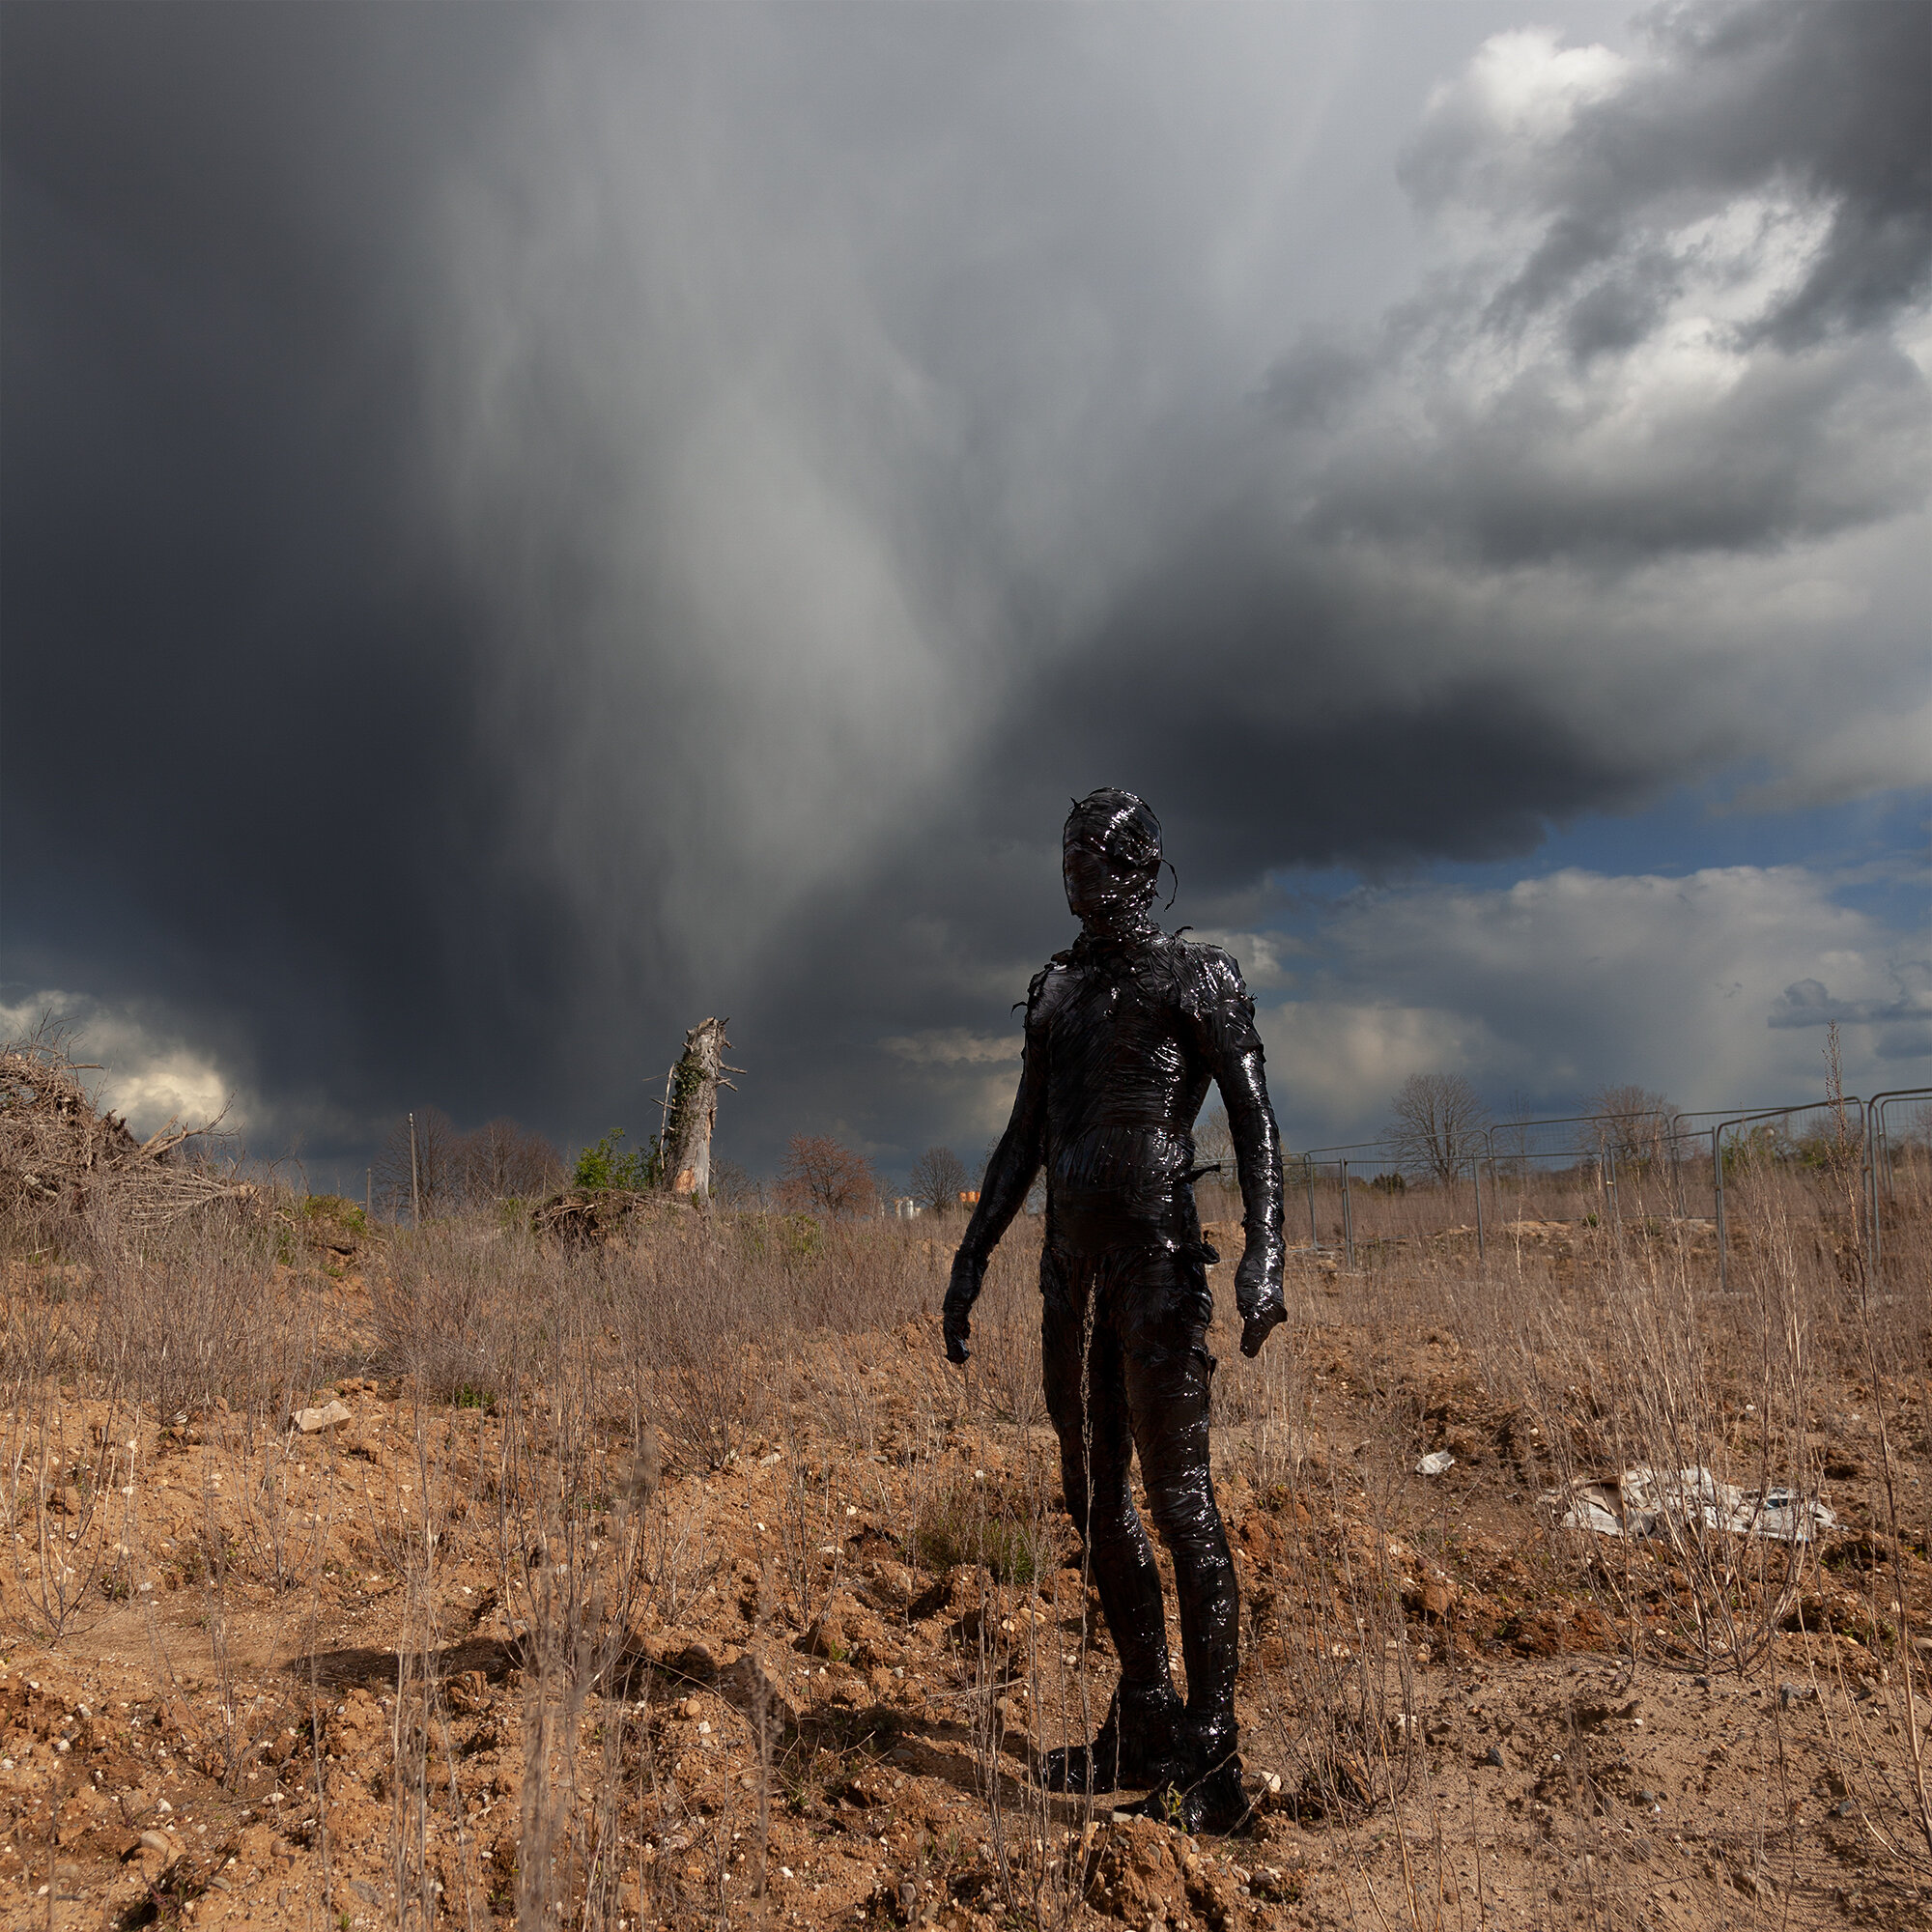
[372,1107,566,1221]
[464,1115,568,1204]
[373,1221,550,1404]
[1584,1082,1686,1168]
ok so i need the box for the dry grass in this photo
[0,1148,1926,1928]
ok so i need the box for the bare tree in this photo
[1491,1088,1541,1179]
[1382,1073,1490,1187]
[907,1145,969,1216]
[462,1118,567,1203]
[1192,1104,1234,1173]
[373,1107,466,1220]
[778,1135,878,1219]
[1584,1084,1684,1170]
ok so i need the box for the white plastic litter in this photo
[1416,1450,1456,1476]
[1544,1466,1835,1543]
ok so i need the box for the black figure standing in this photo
[943,789,1287,1833]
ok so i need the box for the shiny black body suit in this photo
[945,793,1287,1828]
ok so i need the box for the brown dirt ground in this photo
[2,1219,1928,1932]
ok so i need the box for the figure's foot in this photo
[1128,1720,1254,1835]
[1041,1682,1181,1794]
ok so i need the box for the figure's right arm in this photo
[944,979,1049,1364]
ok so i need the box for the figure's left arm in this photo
[1193,950,1288,1357]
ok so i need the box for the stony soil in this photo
[2,1213,1928,1931]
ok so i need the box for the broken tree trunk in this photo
[660,1018,736,1202]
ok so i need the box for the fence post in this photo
[1862,1089,1932,1279]
[1472,1153,1485,1261]
[1306,1158,1319,1251]
[410,1110,421,1229]
[1865,1095,1881,1279]
[1340,1158,1353,1273]
[1713,1122,1725,1292]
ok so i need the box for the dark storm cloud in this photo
[4,1,1925,1177]
[2,4,580,1141]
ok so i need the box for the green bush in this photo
[573,1127,656,1192]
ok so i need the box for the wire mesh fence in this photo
[1286,1088,1930,1282]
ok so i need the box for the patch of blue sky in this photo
[1257,785,1928,939]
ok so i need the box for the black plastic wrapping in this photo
[946,789,1286,1806]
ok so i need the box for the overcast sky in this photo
[5,0,1927,1190]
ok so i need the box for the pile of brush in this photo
[0,1024,244,1230]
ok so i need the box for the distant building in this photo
[958,1189,980,1207]
[893,1197,922,1219]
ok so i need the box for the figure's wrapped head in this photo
[1064,788,1162,922]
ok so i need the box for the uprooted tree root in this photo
[0,1025,244,1232]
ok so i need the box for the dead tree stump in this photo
[661,1018,737,1202]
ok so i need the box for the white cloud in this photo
[881,1028,1021,1066]
[1186,929,1305,992]
[1261,1002,1510,1146]
[1259,865,1929,1146]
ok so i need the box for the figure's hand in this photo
[944,1252,985,1365]
[1240,1301,1287,1359]
[1235,1248,1287,1359]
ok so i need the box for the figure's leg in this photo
[1039,1249,1179,1791]
[1119,1257,1249,1832]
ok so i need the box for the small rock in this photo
[290,1399,353,1435]
[1416,1451,1456,1477]
[1482,1745,1506,1769]
[1777,1681,1818,1708]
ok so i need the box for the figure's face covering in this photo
[1064,789,1162,923]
